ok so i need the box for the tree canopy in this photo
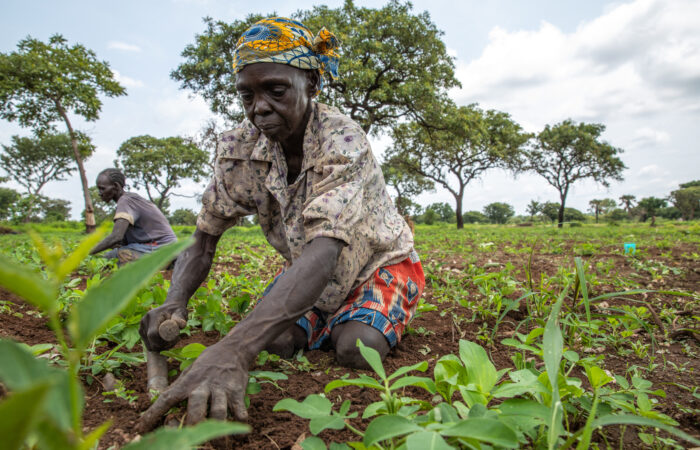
[669,182,699,221]
[116,135,209,213]
[381,154,433,216]
[1,132,94,196]
[483,202,515,224]
[637,197,667,226]
[0,34,125,232]
[388,104,528,228]
[523,119,625,228]
[588,198,616,223]
[171,0,458,135]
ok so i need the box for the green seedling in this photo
[0,229,248,448]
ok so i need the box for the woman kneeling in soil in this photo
[137,17,424,429]
[90,168,177,265]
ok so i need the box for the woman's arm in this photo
[89,218,130,255]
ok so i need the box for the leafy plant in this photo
[0,227,248,448]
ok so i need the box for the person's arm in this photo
[138,236,344,431]
[90,219,130,255]
[139,227,222,351]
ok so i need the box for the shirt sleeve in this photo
[302,127,374,246]
[196,135,257,236]
[114,196,138,225]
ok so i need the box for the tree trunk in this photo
[557,198,566,228]
[454,190,464,229]
[57,101,95,233]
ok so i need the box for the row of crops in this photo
[0,222,698,449]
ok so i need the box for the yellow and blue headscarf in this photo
[232,17,340,91]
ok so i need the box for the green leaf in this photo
[326,375,384,392]
[591,414,700,446]
[405,431,452,450]
[56,223,110,281]
[363,415,422,447]
[498,398,550,422]
[0,339,76,430]
[387,361,428,381]
[543,282,567,450]
[0,383,51,450]
[0,253,55,312]
[79,420,112,450]
[585,366,613,390]
[309,415,347,435]
[441,417,519,448]
[68,239,191,350]
[123,421,249,449]
[301,436,327,450]
[274,395,333,419]
[357,339,386,380]
[389,376,436,393]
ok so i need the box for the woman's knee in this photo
[332,321,390,369]
[265,325,306,359]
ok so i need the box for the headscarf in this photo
[232,17,340,92]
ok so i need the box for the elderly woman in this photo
[138,17,424,429]
[90,168,176,264]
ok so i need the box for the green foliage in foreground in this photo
[275,262,700,450]
[0,228,248,448]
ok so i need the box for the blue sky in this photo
[2,0,698,218]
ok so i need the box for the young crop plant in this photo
[0,227,248,448]
[274,282,700,449]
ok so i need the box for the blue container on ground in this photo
[624,242,636,254]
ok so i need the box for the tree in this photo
[540,202,586,223]
[0,34,126,232]
[388,104,528,228]
[116,135,209,213]
[637,197,667,226]
[1,132,94,196]
[526,200,541,219]
[171,0,459,135]
[0,187,20,221]
[170,208,198,226]
[588,198,616,223]
[523,120,625,228]
[606,208,629,222]
[42,197,71,222]
[425,202,455,223]
[381,155,434,216]
[462,211,487,224]
[483,202,515,224]
[670,181,700,221]
[619,194,636,214]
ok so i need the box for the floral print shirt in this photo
[197,102,415,313]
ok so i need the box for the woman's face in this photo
[235,63,315,145]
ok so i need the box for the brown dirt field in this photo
[0,242,698,449]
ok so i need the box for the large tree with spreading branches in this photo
[523,120,626,228]
[170,0,458,135]
[116,135,209,213]
[0,34,125,232]
[387,104,528,228]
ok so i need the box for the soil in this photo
[1,240,698,449]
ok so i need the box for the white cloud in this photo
[453,0,700,125]
[429,0,700,214]
[152,91,214,137]
[112,70,144,88]
[107,41,142,52]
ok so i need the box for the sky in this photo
[1,0,698,219]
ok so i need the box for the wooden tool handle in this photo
[158,319,181,342]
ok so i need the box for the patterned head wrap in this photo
[232,17,340,92]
